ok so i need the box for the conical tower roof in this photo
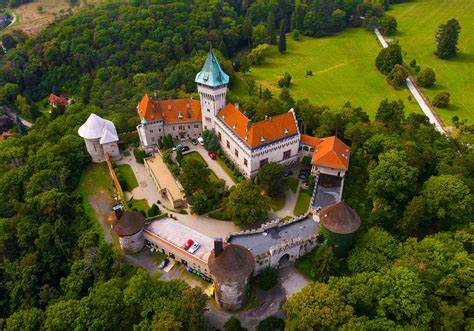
[319,201,361,234]
[195,51,229,87]
[78,113,118,142]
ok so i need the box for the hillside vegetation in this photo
[388,0,474,123]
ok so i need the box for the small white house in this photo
[78,113,120,163]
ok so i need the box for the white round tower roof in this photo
[78,113,118,143]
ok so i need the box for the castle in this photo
[136,51,350,179]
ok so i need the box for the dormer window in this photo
[283,128,289,135]
[178,112,183,119]
[245,136,248,141]
[232,124,236,129]
[260,136,265,142]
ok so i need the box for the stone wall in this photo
[119,229,145,254]
[214,276,250,311]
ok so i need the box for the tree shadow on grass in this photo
[446,52,474,64]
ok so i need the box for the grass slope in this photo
[116,164,138,191]
[387,0,474,123]
[293,188,312,216]
[232,29,418,118]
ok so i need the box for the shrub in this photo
[305,69,313,76]
[257,267,278,290]
[386,64,408,89]
[417,67,436,87]
[248,43,270,65]
[379,15,397,35]
[147,204,160,218]
[224,317,247,331]
[257,316,285,331]
[376,43,403,75]
[277,72,292,88]
[432,92,450,108]
[133,148,146,164]
[292,29,301,41]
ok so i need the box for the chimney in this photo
[112,204,123,220]
[214,238,224,257]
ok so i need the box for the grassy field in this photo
[128,198,149,215]
[387,0,474,123]
[232,29,418,118]
[116,164,138,191]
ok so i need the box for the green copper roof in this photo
[195,51,229,87]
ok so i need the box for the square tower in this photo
[195,51,229,131]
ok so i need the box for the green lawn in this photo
[128,199,149,215]
[293,189,312,216]
[182,151,219,182]
[285,177,300,193]
[116,164,138,191]
[216,155,240,183]
[387,0,474,123]
[232,29,418,118]
[268,195,285,212]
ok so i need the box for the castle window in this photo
[283,150,291,160]
[217,132,222,141]
[150,130,153,133]
[244,158,248,167]
[226,140,230,149]
[260,158,268,167]
[234,149,239,157]
[194,124,199,128]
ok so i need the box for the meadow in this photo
[231,28,419,118]
[387,0,473,123]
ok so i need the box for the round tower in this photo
[195,51,229,131]
[316,201,361,257]
[208,239,254,311]
[111,208,145,254]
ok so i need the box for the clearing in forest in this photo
[232,28,418,118]
[387,0,474,123]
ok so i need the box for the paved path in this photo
[187,143,235,188]
[117,152,162,207]
[271,181,301,219]
[374,28,446,134]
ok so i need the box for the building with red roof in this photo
[0,130,14,142]
[136,51,350,179]
[48,94,71,108]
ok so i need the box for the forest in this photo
[0,0,472,329]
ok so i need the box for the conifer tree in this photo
[266,11,277,44]
[279,19,287,53]
[436,18,461,59]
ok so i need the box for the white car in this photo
[197,136,204,146]
[188,242,201,254]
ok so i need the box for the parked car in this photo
[208,151,216,160]
[188,242,201,254]
[178,145,190,153]
[197,136,204,146]
[298,169,310,180]
[172,144,183,152]
[282,169,293,178]
[159,258,170,269]
[183,239,194,250]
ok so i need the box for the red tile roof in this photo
[48,93,69,107]
[217,104,299,148]
[300,134,323,147]
[311,136,350,170]
[0,131,14,142]
[137,95,201,123]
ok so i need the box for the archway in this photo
[277,254,290,268]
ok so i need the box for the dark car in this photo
[282,169,293,178]
[178,145,190,153]
[298,169,310,180]
[159,258,170,269]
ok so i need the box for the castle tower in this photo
[111,207,145,254]
[195,51,229,131]
[208,239,254,311]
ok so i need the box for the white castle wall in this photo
[198,84,227,131]
[214,277,250,311]
[84,138,105,163]
[102,141,121,160]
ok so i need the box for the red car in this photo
[208,151,217,160]
[184,239,194,250]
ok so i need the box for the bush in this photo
[305,69,313,77]
[376,43,403,75]
[292,29,301,41]
[147,204,160,218]
[133,148,146,164]
[257,316,285,331]
[417,67,436,87]
[257,267,278,290]
[432,92,450,108]
[224,317,247,331]
[379,15,397,35]
[277,72,292,88]
[386,64,408,89]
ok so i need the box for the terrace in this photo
[310,174,343,211]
